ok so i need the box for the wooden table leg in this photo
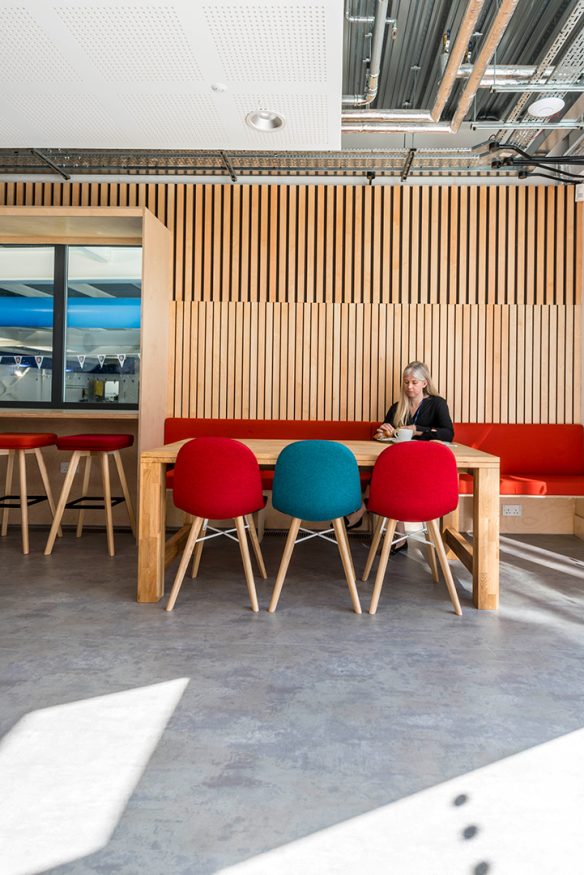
[137,457,166,603]
[473,466,499,610]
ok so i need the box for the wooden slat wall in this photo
[1,180,581,422]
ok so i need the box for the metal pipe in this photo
[342,0,389,107]
[471,120,584,130]
[342,121,453,134]
[456,64,554,80]
[490,83,584,93]
[451,0,521,132]
[431,0,486,122]
[342,109,434,123]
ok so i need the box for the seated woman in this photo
[375,360,454,443]
[345,361,454,538]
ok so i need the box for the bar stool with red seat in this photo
[165,437,267,613]
[44,433,136,557]
[362,441,463,616]
[0,432,61,554]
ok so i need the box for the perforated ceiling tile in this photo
[0,7,76,82]
[235,94,329,147]
[119,95,226,147]
[203,4,328,83]
[54,5,202,81]
[3,95,118,146]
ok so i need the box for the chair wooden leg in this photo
[76,454,93,538]
[113,450,136,538]
[245,513,267,578]
[427,518,462,616]
[424,526,440,583]
[1,449,14,537]
[100,452,115,557]
[234,515,259,612]
[190,519,207,578]
[34,448,62,538]
[44,451,82,555]
[166,517,203,612]
[362,514,385,582]
[369,518,397,614]
[17,450,29,555]
[268,517,301,613]
[332,517,362,614]
[256,505,266,542]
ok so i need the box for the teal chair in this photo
[268,440,363,614]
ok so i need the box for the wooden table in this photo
[137,438,500,610]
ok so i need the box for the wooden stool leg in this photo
[166,517,203,612]
[268,517,301,613]
[332,517,362,614]
[424,526,440,583]
[369,518,397,614]
[1,450,14,537]
[45,451,82,555]
[76,454,93,538]
[113,450,136,538]
[245,513,267,578]
[362,515,385,582]
[234,516,259,612]
[101,452,115,557]
[190,519,207,578]
[34,448,62,538]
[427,518,462,616]
[17,450,29,555]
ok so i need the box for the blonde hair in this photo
[393,361,439,428]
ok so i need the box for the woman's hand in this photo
[375,423,395,439]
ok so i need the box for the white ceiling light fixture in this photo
[527,96,565,118]
[245,109,286,132]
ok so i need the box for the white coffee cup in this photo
[394,428,414,442]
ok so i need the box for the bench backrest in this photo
[453,423,584,475]
[164,418,378,445]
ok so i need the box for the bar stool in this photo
[0,432,61,554]
[44,434,136,557]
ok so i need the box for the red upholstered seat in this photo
[56,434,134,452]
[369,441,459,522]
[0,432,57,450]
[166,437,267,613]
[364,441,462,615]
[173,437,264,520]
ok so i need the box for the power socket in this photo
[502,504,522,517]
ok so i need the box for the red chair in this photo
[165,437,267,613]
[0,432,60,554]
[362,442,462,615]
[44,434,136,557]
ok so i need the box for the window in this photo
[0,245,141,409]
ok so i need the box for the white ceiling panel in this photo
[0,1,342,150]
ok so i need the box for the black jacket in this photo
[383,395,454,442]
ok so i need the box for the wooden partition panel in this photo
[1,180,581,422]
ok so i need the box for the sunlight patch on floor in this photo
[0,678,189,875]
[219,726,584,875]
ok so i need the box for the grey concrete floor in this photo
[0,527,583,874]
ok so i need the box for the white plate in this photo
[374,436,396,443]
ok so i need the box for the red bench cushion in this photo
[164,418,378,443]
[453,424,584,475]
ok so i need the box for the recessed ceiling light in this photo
[245,110,285,132]
[527,96,565,118]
